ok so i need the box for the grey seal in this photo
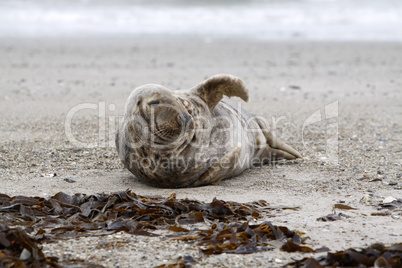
[116,74,301,188]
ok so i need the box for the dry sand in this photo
[0,35,401,267]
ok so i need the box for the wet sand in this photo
[0,36,401,266]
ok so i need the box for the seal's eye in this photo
[149,100,160,106]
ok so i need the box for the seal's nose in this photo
[179,112,192,128]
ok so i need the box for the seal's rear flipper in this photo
[262,130,302,160]
[257,119,302,160]
[190,74,249,111]
[193,144,242,186]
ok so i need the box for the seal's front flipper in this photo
[193,144,242,186]
[190,74,249,111]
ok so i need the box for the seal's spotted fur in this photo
[116,74,301,187]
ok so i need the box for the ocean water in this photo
[0,0,401,41]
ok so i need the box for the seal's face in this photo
[127,85,193,147]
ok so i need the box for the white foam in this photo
[0,0,401,41]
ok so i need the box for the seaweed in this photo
[377,199,402,211]
[0,223,104,268]
[0,190,298,243]
[0,190,304,266]
[155,255,195,268]
[2,190,400,267]
[169,221,313,255]
[286,243,402,267]
[333,204,357,210]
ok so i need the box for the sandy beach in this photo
[0,36,401,266]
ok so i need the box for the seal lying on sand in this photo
[116,74,301,188]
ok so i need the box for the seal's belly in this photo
[195,100,266,178]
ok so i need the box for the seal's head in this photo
[125,84,192,146]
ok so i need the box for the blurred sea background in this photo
[1,0,401,41]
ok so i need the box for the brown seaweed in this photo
[378,199,402,211]
[155,255,195,268]
[3,190,400,267]
[286,243,402,267]
[333,204,357,210]
[168,221,311,255]
[0,190,304,266]
[0,223,104,268]
[0,190,297,244]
